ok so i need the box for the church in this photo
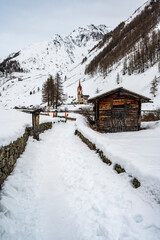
[77,81,89,104]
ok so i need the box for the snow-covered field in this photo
[0,121,160,240]
[0,108,60,147]
[76,116,160,202]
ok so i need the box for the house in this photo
[88,87,151,133]
[77,81,89,104]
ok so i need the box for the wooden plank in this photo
[112,98,125,105]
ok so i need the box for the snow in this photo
[0,18,160,110]
[76,115,160,202]
[125,0,150,25]
[63,53,160,110]
[0,3,160,238]
[0,108,60,147]
[0,25,108,109]
[0,121,160,240]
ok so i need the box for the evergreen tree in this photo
[95,88,100,94]
[64,75,67,82]
[150,76,158,97]
[122,58,127,75]
[158,61,160,73]
[116,73,120,84]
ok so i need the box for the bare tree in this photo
[55,73,63,109]
[42,77,51,106]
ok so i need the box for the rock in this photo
[132,178,141,188]
[114,164,126,174]
[0,121,53,188]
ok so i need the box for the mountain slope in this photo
[0,24,108,74]
[0,25,108,108]
[63,0,160,110]
[0,1,160,110]
[85,0,160,76]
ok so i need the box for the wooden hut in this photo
[88,87,151,133]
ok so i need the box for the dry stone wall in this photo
[0,122,52,188]
[75,129,141,188]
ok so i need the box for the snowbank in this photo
[0,121,160,240]
[0,109,60,147]
[76,116,160,200]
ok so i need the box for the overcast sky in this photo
[0,0,147,59]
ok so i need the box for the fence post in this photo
[32,109,41,140]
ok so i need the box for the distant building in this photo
[77,81,89,104]
[88,87,151,133]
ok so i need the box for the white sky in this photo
[0,0,147,59]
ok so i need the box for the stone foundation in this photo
[75,129,141,189]
[0,122,53,188]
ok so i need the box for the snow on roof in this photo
[88,87,151,103]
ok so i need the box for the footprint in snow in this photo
[133,215,143,223]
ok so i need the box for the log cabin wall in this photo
[96,93,141,133]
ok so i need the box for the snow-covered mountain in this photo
[0,24,109,108]
[1,24,108,74]
[0,0,160,110]
[63,0,160,110]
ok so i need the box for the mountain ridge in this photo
[0,24,108,74]
[0,1,160,110]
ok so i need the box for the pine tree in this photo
[150,76,158,97]
[158,61,160,73]
[64,75,67,82]
[122,58,127,75]
[95,88,100,94]
[116,73,120,84]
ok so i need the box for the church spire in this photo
[78,80,82,90]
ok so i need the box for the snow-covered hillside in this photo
[15,24,107,73]
[0,24,108,108]
[63,0,160,110]
[64,51,160,110]
[0,1,160,110]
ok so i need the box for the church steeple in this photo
[78,81,82,90]
[77,80,83,103]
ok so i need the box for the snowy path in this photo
[0,122,160,240]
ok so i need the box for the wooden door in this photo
[112,107,125,132]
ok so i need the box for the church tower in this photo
[77,81,83,103]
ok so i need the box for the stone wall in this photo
[0,122,52,188]
[75,129,141,188]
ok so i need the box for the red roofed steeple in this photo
[77,80,83,103]
[78,80,82,90]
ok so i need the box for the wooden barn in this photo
[88,87,151,133]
